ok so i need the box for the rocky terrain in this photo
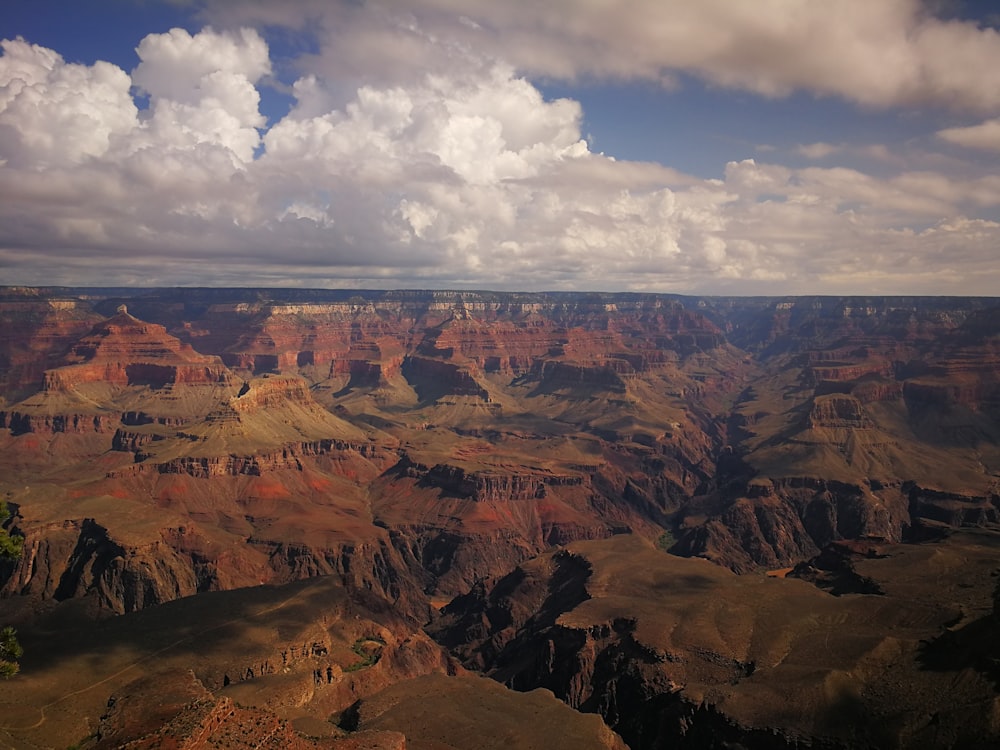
[433,531,1000,749]
[0,286,998,748]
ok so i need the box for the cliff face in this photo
[666,297,1000,571]
[0,294,103,401]
[0,410,118,435]
[44,307,232,390]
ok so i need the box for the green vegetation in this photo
[656,529,677,552]
[344,637,385,672]
[0,501,22,559]
[0,500,23,678]
[0,626,21,678]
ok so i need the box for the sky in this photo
[2,1,1000,295]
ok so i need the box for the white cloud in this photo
[133,27,270,103]
[131,27,271,163]
[206,0,1000,112]
[2,13,1000,295]
[937,118,1000,152]
[795,142,839,160]
[0,38,137,166]
[265,65,587,188]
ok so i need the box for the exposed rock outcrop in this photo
[807,394,874,429]
[43,307,232,391]
[672,477,907,571]
[0,295,102,399]
[402,355,492,401]
[415,462,583,502]
[0,410,118,435]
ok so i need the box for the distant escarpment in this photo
[0,295,103,400]
[670,476,907,572]
[407,460,584,502]
[115,440,379,479]
[401,355,492,401]
[666,297,1000,571]
[43,306,233,391]
[0,410,119,435]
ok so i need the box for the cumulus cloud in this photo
[0,38,137,166]
[131,27,270,163]
[133,26,270,102]
[937,118,1000,152]
[2,9,1000,295]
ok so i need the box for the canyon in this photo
[0,286,998,748]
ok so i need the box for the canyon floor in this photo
[1,287,999,748]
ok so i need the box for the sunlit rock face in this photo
[44,306,234,390]
[0,297,103,400]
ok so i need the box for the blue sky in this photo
[2,0,1000,294]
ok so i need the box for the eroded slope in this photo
[433,532,1000,749]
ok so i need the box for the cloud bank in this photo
[1,1,999,294]
[207,0,1000,111]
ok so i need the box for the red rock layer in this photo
[0,297,102,397]
[44,307,232,391]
